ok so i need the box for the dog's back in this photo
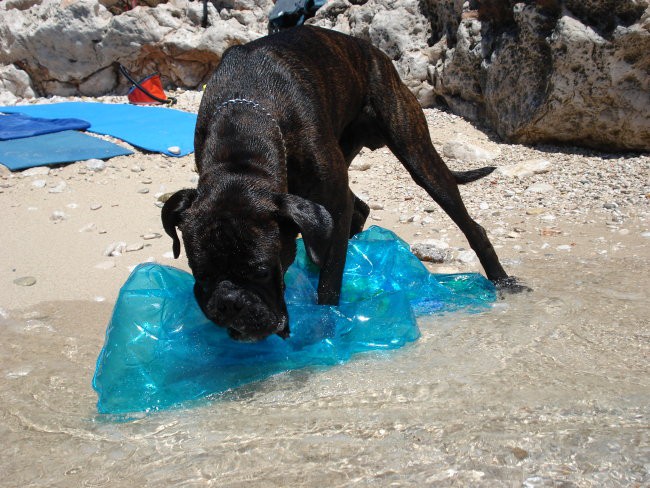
[197,26,392,144]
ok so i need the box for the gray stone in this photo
[50,210,68,221]
[21,167,50,177]
[85,159,106,172]
[350,161,371,171]
[498,159,551,178]
[79,222,96,232]
[14,276,36,286]
[126,242,144,252]
[79,65,117,96]
[442,140,498,162]
[104,241,127,257]
[411,240,451,263]
[48,181,67,193]
[0,64,35,100]
[456,249,477,264]
[525,182,555,194]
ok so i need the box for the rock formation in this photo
[1,0,648,151]
[0,0,270,98]
[310,0,650,151]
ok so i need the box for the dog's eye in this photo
[250,267,271,283]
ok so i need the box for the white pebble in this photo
[126,242,144,252]
[104,241,127,257]
[48,181,67,193]
[94,261,116,270]
[78,223,96,233]
[457,250,477,264]
[32,179,47,188]
[350,161,371,171]
[168,146,181,155]
[90,203,102,210]
[21,167,51,177]
[85,159,106,172]
[557,244,572,251]
[525,182,554,194]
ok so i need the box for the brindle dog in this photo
[162,26,525,342]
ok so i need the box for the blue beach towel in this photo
[93,226,496,415]
[0,113,90,140]
[0,102,197,157]
[0,130,133,171]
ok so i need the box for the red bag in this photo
[119,65,176,106]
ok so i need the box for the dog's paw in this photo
[493,276,532,295]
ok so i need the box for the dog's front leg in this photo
[317,190,354,306]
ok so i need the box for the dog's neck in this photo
[203,98,287,193]
[215,98,286,165]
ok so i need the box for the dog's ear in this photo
[277,194,333,267]
[161,189,197,258]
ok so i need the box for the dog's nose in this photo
[211,283,245,321]
[216,294,244,315]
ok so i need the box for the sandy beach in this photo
[1,92,649,486]
[1,91,648,312]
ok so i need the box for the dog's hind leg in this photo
[350,193,369,238]
[368,57,516,288]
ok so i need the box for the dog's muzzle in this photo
[194,280,288,342]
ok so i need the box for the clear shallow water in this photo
[1,253,648,487]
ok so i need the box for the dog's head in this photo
[161,183,332,342]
